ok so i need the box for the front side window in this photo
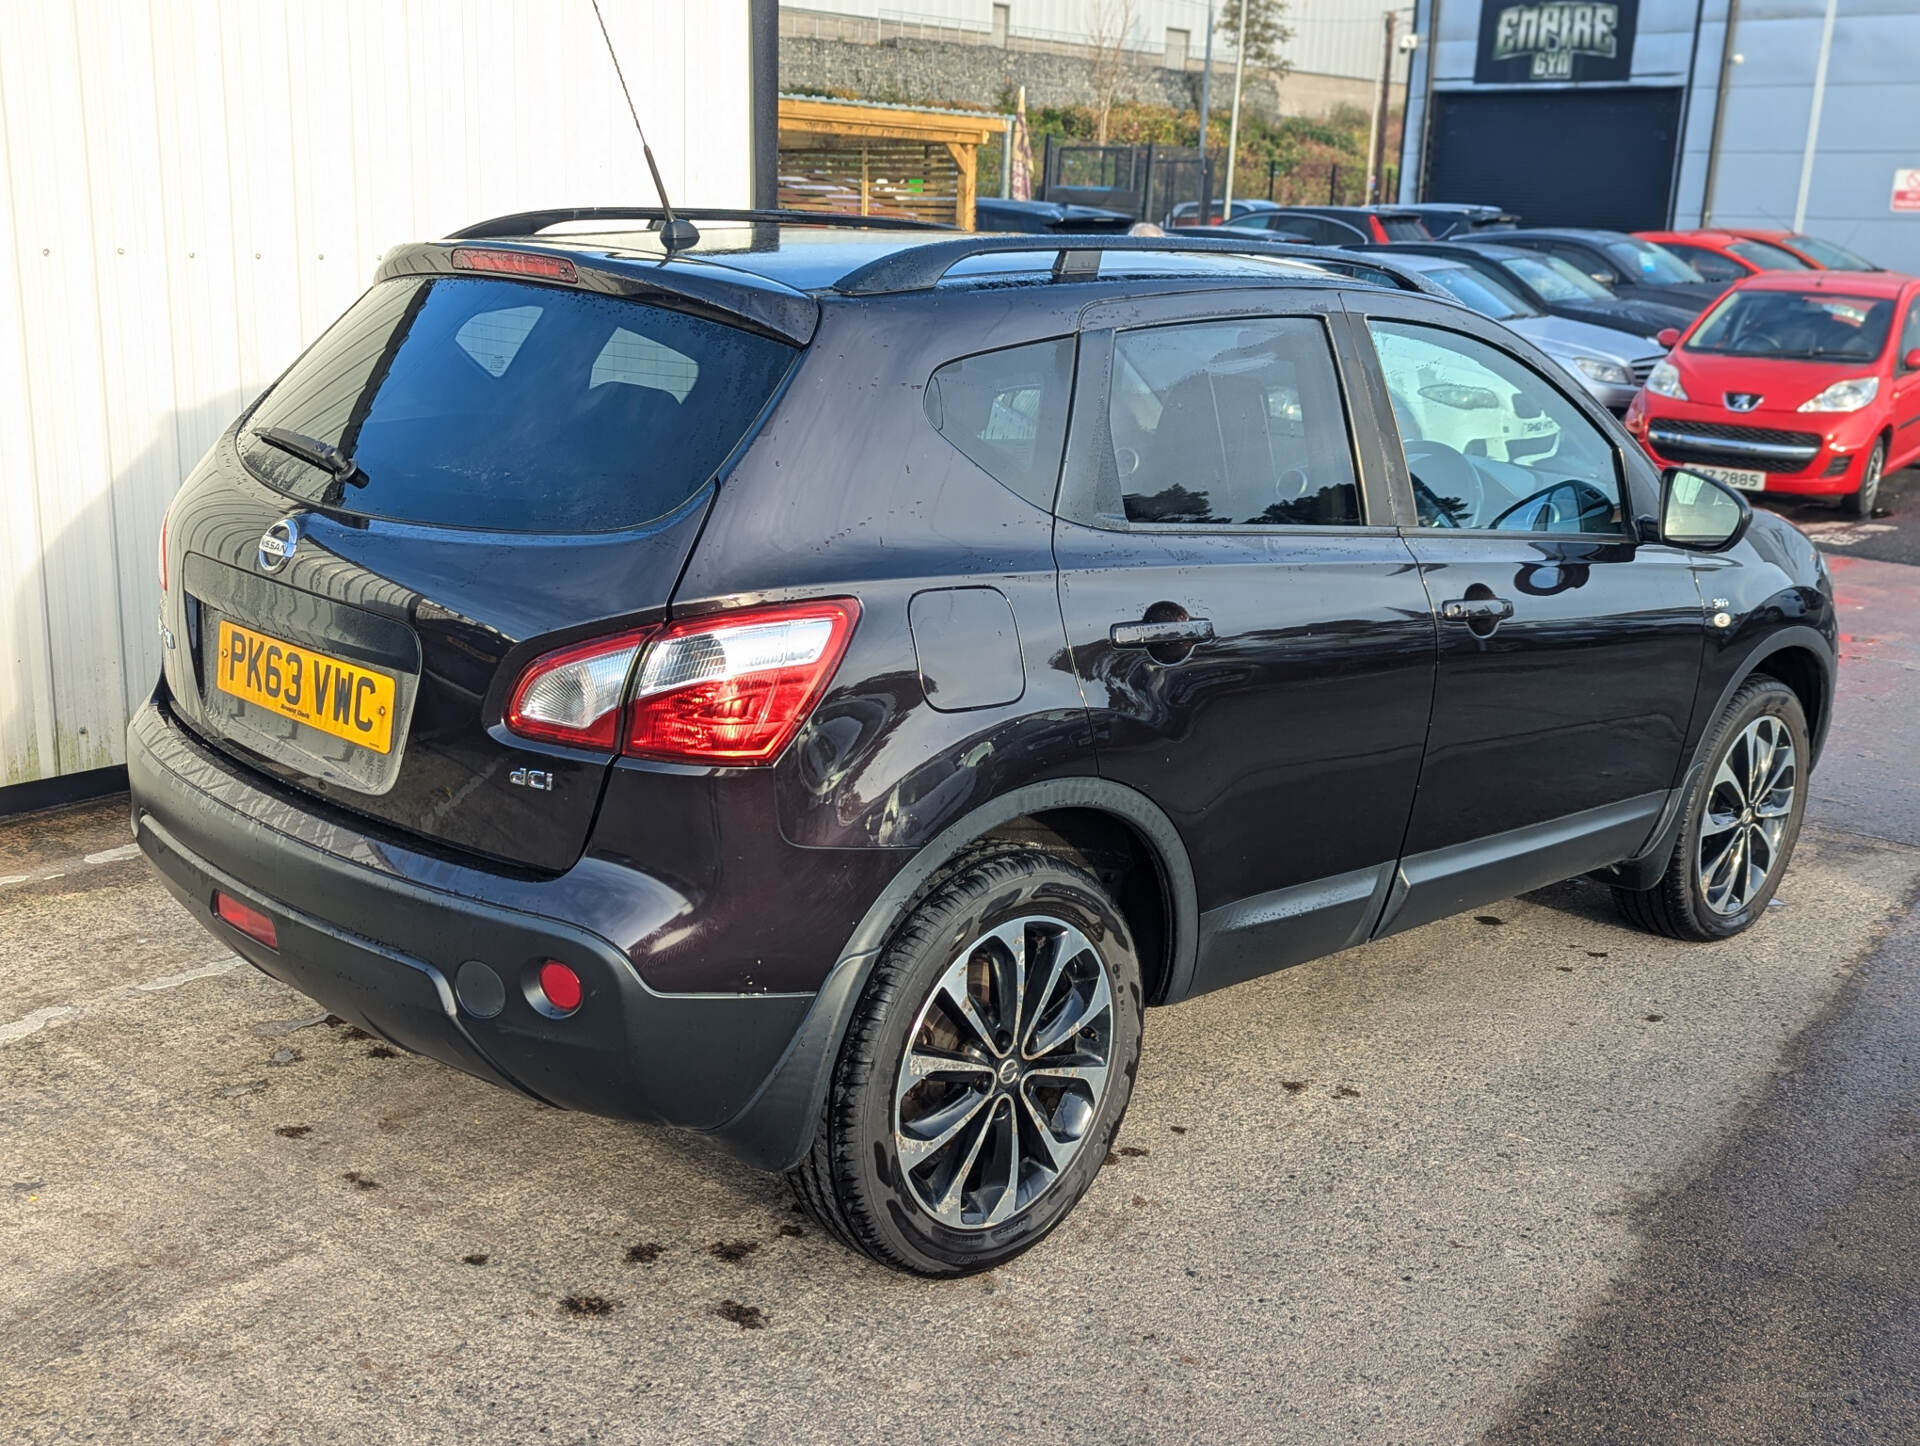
[1109,317,1362,527]
[1368,319,1624,535]
[1898,300,1920,369]
[924,338,1075,509]
[1666,244,1743,283]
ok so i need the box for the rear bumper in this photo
[128,697,814,1143]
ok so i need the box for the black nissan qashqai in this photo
[132,213,1836,1275]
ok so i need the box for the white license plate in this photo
[1693,466,1766,493]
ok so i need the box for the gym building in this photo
[1397,0,1920,273]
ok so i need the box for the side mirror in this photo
[1660,467,1751,551]
[1656,327,1681,348]
[1591,271,1616,287]
[1904,347,1920,372]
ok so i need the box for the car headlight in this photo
[1797,376,1879,413]
[1646,360,1687,399]
[1573,356,1633,386]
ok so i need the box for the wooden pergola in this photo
[777,97,1004,230]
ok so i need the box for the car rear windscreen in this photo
[240,276,797,532]
[1378,216,1433,241]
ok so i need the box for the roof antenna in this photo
[590,0,699,252]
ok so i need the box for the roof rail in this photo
[448,207,951,240]
[829,235,1450,298]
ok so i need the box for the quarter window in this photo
[1368,319,1625,535]
[1108,317,1361,527]
[925,338,1075,510]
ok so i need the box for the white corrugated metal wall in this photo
[0,0,751,791]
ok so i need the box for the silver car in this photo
[1377,251,1662,413]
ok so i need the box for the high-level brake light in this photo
[449,248,579,283]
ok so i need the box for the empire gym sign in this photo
[1475,0,1638,83]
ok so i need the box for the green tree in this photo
[1217,0,1293,71]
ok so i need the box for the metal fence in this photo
[1038,141,1397,222]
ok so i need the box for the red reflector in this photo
[450,247,578,283]
[214,892,278,949]
[537,960,583,1014]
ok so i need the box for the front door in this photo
[1347,300,1708,935]
[1053,293,1437,996]
[1891,296,1920,471]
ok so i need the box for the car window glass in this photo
[1686,291,1894,362]
[925,338,1075,510]
[1502,253,1607,303]
[1110,317,1361,527]
[239,276,796,532]
[1897,301,1920,367]
[1668,244,1742,283]
[1379,216,1431,241]
[591,329,699,400]
[1552,244,1615,282]
[1602,240,1703,285]
[1786,234,1876,271]
[1424,266,1535,320]
[1726,240,1809,271]
[1367,319,1625,534]
[454,305,542,377]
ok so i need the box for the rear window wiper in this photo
[252,426,366,488]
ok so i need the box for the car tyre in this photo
[1841,439,1885,518]
[788,844,1144,1275]
[1613,677,1808,941]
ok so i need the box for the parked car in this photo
[1717,228,1883,272]
[1162,197,1281,227]
[1380,250,1664,412]
[975,198,1135,234]
[1402,202,1519,238]
[1224,205,1433,245]
[1494,229,1731,315]
[132,213,1835,1275]
[1368,240,1697,340]
[1626,269,1920,516]
[1633,229,1811,285]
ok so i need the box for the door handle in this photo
[1440,596,1515,622]
[1110,617,1215,648]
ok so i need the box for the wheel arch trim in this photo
[699,777,1198,1173]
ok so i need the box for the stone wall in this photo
[777,35,1376,121]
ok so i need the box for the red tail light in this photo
[624,599,859,765]
[1369,217,1390,242]
[505,630,651,750]
[450,247,578,283]
[215,891,278,949]
[536,960,583,1015]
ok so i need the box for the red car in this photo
[1623,270,1920,516]
[1717,228,1883,273]
[1633,229,1812,285]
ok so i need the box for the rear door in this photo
[1052,289,1437,995]
[1342,292,1707,935]
[160,257,801,871]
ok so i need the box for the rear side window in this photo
[924,338,1075,510]
[241,276,796,532]
[1108,317,1361,527]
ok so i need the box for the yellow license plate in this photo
[215,620,397,754]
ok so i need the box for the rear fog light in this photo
[214,891,278,949]
[535,960,583,1016]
